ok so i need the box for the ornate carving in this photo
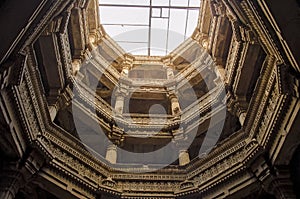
[102,177,116,188]
[1,0,297,198]
[0,55,26,89]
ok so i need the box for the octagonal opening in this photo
[99,0,200,56]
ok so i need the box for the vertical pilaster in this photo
[0,170,23,199]
[215,65,226,82]
[48,105,58,121]
[105,144,117,164]
[262,167,297,199]
[173,128,190,166]
[179,149,190,166]
[121,66,129,77]
[114,93,125,115]
[169,93,181,116]
[238,111,246,126]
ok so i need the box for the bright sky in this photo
[99,0,200,56]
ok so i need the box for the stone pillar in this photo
[105,144,117,164]
[239,111,246,126]
[114,94,124,115]
[273,185,296,199]
[169,93,181,116]
[48,105,58,121]
[266,177,297,199]
[214,65,226,82]
[121,66,129,77]
[0,170,23,199]
[88,35,97,50]
[173,128,190,166]
[263,167,296,199]
[72,59,80,75]
[179,149,190,166]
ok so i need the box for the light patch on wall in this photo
[99,0,200,56]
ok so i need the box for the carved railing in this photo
[73,77,224,136]
[175,50,212,89]
[126,78,168,86]
[85,41,216,94]
[89,52,121,86]
[123,113,172,125]
[181,85,224,122]
[73,78,115,123]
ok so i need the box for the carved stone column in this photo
[121,66,129,77]
[69,6,86,59]
[227,92,248,127]
[272,180,296,199]
[169,93,181,116]
[260,166,297,199]
[88,34,97,50]
[0,149,44,198]
[238,111,246,126]
[72,59,82,76]
[105,124,125,164]
[114,93,125,115]
[105,144,117,164]
[173,128,190,166]
[214,65,226,82]
[0,169,23,199]
[179,149,190,166]
[48,105,58,121]
[48,85,73,121]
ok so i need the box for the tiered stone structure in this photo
[0,0,299,198]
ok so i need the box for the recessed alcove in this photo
[125,98,171,115]
[99,0,200,56]
[128,64,167,79]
